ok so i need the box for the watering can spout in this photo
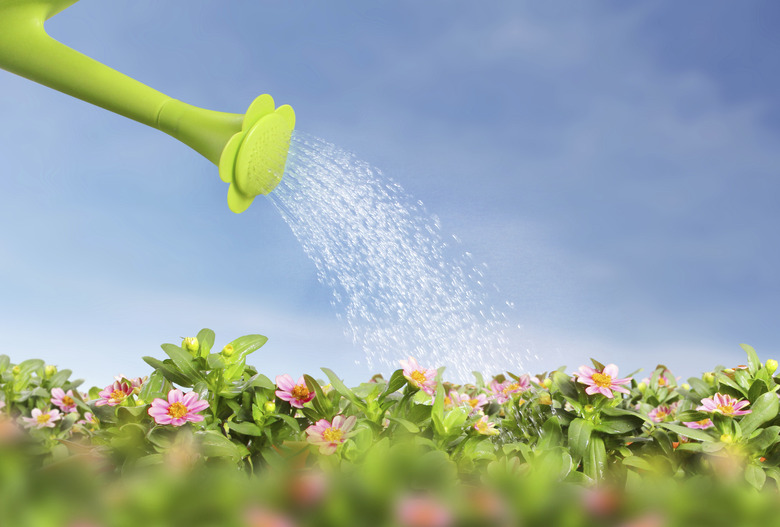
[0,0,295,213]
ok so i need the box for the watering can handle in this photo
[0,0,242,164]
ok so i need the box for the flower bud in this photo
[538,392,552,405]
[11,365,20,376]
[542,378,553,389]
[766,359,778,375]
[221,344,235,358]
[584,404,595,415]
[264,401,276,413]
[681,383,691,391]
[637,382,647,393]
[135,398,146,406]
[703,372,715,385]
[720,433,734,444]
[183,337,199,355]
[44,365,57,378]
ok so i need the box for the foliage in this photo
[2,334,780,525]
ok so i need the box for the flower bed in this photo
[1,330,780,526]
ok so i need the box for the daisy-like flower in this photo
[51,388,79,413]
[95,380,135,406]
[148,389,209,426]
[114,375,146,394]
[489,376,529,404]
[474,415,499,436]
[22,408,61,429]
[683,418,714,430]
[305,415,357,455]
[399,357,437,395]
[455,392,489,415]
[275,374,315,408]
[396,494,453,527]
[648,404,674,423]
[696,393,751,417]
[76,412,96,426]
[576,364,631,399]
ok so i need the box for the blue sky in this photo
[1,1,779,388]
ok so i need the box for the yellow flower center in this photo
[167,402,188,419]
[468,398,480,408]
[111,390,126,402]
[696,419,710,427]
[292,385,310,401]
[410,370,426,385]
[658,377,668,386]
[36,413,51,425]
[656,410,668,420]
[322,427,343,443]
[591,372,612,388]
[476,421,489,433]
[717,404,734,415]
[503,383,519,395]
[62,396,74,406]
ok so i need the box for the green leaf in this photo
[742,344,761,376]
[275,412,301,432]
[552,371,579,401]
[622,456,654,471]
[739,391,780,436]
[568,418,594,463]
[747,426,780,453]
[442,407,469,434]
[227,334,268,362]
[687,377,713,398]
[715,373,747,398]
[206,354,226,370]
[197,430,248,462]
[387,417,420,433]
[138,369,166,402]
[227,421,264,437]
[196,328,216,356]
[160,343,206,386]
[431,382,445,437]
[321,368,363,408]
[595,415,642,435]
[659,423,715,442]
[745,463,767,490]
[748,379,769,404]
[47,369,72,388]
[583,435,606,481]
[0,355,9,373]
[304,374,332,416]
[380,369,408,401]
[538,416,563,450]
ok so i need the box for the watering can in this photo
[0,0,295,213]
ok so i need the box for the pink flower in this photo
[22,408,61,429]
[648,404,675,423]
[114,375,146,394]
[474,415,499,436]
[489,376,529,404]
[305,415,357,455]
[455,392,489,415]
[576,364,631,399]
[76,412,96,426]
[148,389,209,426]
[51,388,78,413]
[275,374,315,408]
[683,418,714,430]
[396,494,453,527]
[399,357,437,395]
[95,380,134,406]
[696,393,751,417]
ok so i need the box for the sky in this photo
[1,1,779,389]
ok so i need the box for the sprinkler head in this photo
[218,94,296,213]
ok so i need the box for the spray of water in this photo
[269,131,526,382]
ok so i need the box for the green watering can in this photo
[0,0,295,213]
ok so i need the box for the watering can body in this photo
[0,0,295,212]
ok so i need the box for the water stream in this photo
[269,131,527,382]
